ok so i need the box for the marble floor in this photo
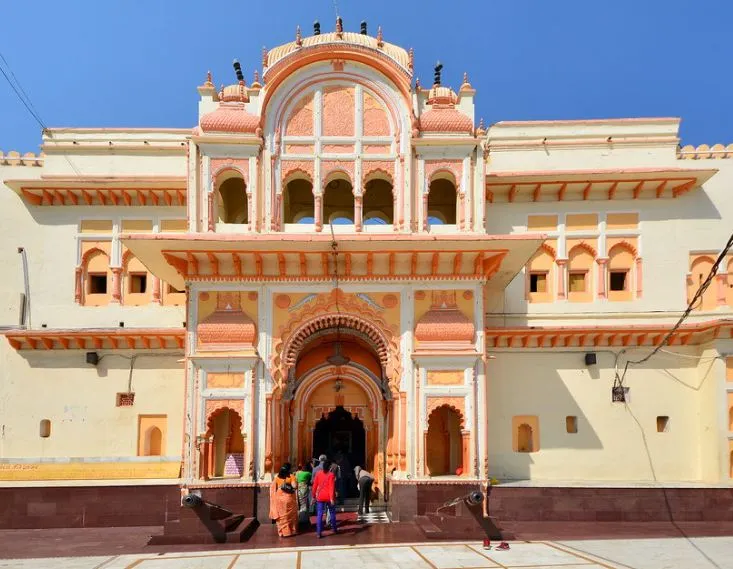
[2,538,732,569]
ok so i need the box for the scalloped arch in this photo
[536,243,557,259]
[568,242,597,258]
[608,240,638,258]
[205,405,243,436]
[427,401,465,429]
[80,247,108,267]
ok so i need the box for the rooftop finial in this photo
[219,84,225,99]
[463,72,469,84]
[233,59,244,82]
[415,77,421,91]
[313,20,321,35]
[262,46,268,68]
[253,69,261,86]
[296,25,302,46]
[336,16,343,37]
[360,20,367,35]
[376,26,384,47]
[205,70,213,86]
[434,62,443,86]
[408,47,414,71]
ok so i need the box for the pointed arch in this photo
[568,241,597,258]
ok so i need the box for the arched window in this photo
[323,176,354,225]
[206,407,245,479]
[425,405,464,476]
[568,244,595,302]
[688,256,717,311]
[527,245,555,303]
[517,424,533,452]
[363,178,394,225]
[428,177,457,226]
[146,426,163,456]
[123,251,151,306]
[83,249,112,306]
[608,243,636,301]
[217,175,248,224]
[283,178,314,224]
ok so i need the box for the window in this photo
[427,178,457,225]
[129,273,147,294]
[569,272,586,293]
[566,416,578,434]
[530,272,547,293]
[89,273,108,294]
[656,416,669,433]
[39,419,51,438]
[609,271,627,292]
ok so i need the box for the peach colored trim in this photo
[4,328,186,351]
[110,268,122,303]
[678,143,733,160]
[556,259,567,300]
[597,258,607,300]
[716,273,727,306]
[74,267,83,304]
[636,258,643,299]
[568,241,598,258]
[151,276,161,304]
[485,319,733,349]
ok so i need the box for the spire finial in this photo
[415,77,421,91]
[253,69,261,86]
[376,26,384,47]
[336,16,343,37]
[434,61,443,86]
[205,70,213,86]
[219,84,224,99]
[296,25,302,46]
[463,72,469,84]
[408,47,414,71]
[262,46,268,68]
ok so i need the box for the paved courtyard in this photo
[2,539,733,569]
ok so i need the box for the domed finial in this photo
[415,77,421,91]
[261,46,268,68]
[253,69,261,85]
[336,16,343,37]
[219,84,225,99]
[463,72,469,84]
[205,70,213,86]
[434,61,443,86]
[313,20,321,35]
[476,117,486,136]
[360,20,367,35]
[376,26,384,47]
[408,47,414,71]
[296,25,302,46]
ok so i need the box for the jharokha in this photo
[1,20,733,531]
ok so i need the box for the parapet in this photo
[0,151,44,166]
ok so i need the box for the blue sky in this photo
[1,0,732,152]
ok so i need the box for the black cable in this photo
[0,61,47,131]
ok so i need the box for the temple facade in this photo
[1,21,732,525]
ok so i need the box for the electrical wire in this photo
[614,231,733,392]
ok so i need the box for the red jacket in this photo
[311,470,336,503]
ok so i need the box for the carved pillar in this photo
[110,268,122,304]
[152,276,161,304]
[458,192,465,230]
[399,392,407,471]
[207,438,215,479]
[264,395,273,474]
[74,266,82,304]
[247,193,253,232]
[597,258,608,299]
[207,192,215,232]
[422,194,429,232]
[354,195,363,231]
[461,431,471,476]
[636,258,644,299]
[274,193,282,231]
[314,194,323,232]
[716,273,727,305]
[556,259,567,300]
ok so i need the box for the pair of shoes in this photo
[496,542,510,551]
[482,539,491,550]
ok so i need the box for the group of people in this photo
[269,454,374,539]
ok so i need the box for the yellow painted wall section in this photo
[0,345,184,461]
[160,219,188,232]
[606,212,639,229]
[527,215,558,231]
[566,213,598,231]
[120,219,153,232]
[137,415,167,456]
[488,350,714,482]
[80,220,113,233]
[0,461,180,481]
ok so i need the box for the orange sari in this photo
[269,474,298,537]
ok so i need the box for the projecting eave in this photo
[121,232,545,291]
[485,166,717,203]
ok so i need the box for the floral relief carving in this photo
[362,160,395,185]
[285,92,315,136]
[281,160,314,183]
[425,160,463,188]
[426,397,466,429]
[363,91,391,136]
[322,87,355,136]
[321,160,355,184]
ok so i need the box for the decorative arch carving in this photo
[205,400,245,435]
[211,158,249,188]
[363,161,395,186]
[282,160,314,184]
[425,160,462,190]
[80,246,108,268]
[426,398,466,429]
[321,161,355,186]
[537,243,557,259]
[568,241,598,258]
[271,289,401,393]
[121,248,136,269]
[608,240,638,258]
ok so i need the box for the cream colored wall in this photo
[0,345,184,459]
[487,347,726,482]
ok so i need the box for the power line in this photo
[0,53,47,131]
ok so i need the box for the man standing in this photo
[354,466,374,516]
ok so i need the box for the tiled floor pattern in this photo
[3,539,733,569]
[356,511,391,524]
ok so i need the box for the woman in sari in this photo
[295,463,312,525]
[270,463,298,537]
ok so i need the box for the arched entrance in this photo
[425,405,464,477]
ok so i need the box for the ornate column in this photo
[597,258,608,299]
[461,430,471,476]
[556,259,567,300]
[314,194,323,232]
[207,192,215,232]
[264,395,273,474]
[716,273,727,305]
[458,192,465,230]
[74,267,83,304]
[636,258,644,299]
[422,194,429,232]
[110,268,122,303]
[399,393,407,471]
[354,195,363,231]
[151,276,161,304]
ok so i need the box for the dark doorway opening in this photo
[313,406,365,498]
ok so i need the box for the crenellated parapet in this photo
[678,143,733,159]
[0,150,44,166]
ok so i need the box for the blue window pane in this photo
[427,216,445,225]
[364,216,387,225]
[331,217,353,225]
[296,216,315,224]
